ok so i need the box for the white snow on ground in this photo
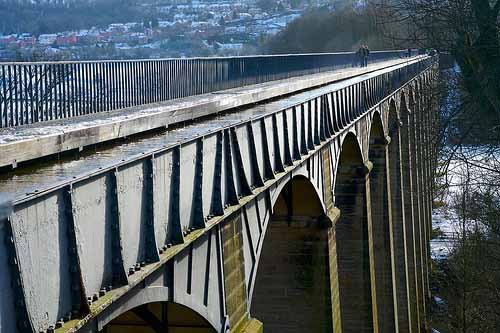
[431,145,500,260]
[431,206,459,260]
[434,296,445,306]
[431,154,463,260]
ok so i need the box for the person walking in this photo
[356,45,364,67]
[363,44,370,67]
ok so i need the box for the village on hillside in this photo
[0,0,335,61]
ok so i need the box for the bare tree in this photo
[370,0,500,116]
[369,1,500,331]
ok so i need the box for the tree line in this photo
[263,4,414,54]
[368,1,500,331]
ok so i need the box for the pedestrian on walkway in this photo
[363,44,370,67]
[356,45,364,67]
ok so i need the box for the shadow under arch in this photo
[103,299,216,333]
[251,175,332,333]
[332,132,373,333]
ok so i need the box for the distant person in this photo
[356,45,364,67]
[407,48,412,58]
[354,45,364,67]
[363,45,370,67]
[356,44,365,67]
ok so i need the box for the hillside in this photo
[0,0,142,35]
[263,4,408,54]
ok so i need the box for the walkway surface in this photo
[0,57,424,205]
[0,56,422,168]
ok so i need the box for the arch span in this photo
[251,175,332,333]
[334,132,365,174]
[272,175,325,220]
[102,298,216,333]
[270,172,327,216]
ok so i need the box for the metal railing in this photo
[0,50,418,128]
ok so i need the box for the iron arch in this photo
[98,286,220,332]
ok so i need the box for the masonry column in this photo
[331,134,374,333]
[421,86,434,305]
[417,93,432,321]
[369,126,397,332]
[388,108,412,332]
[252,175,333,333]
[328,221,343,333]
[409,100,426,329]
[400,104,420,333]
[222,215,263,333]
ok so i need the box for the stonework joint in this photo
[326,206,341,226]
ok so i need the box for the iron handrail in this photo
[0,49,419,128]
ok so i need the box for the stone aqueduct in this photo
[0,57,438,333]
